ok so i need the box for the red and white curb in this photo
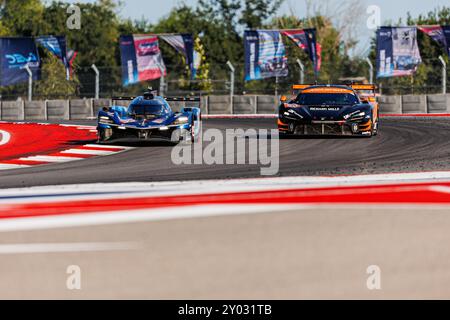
[0,122,133,170]
[1,172,450,231]
[0,144,133,170]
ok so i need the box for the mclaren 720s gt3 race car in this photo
[277,84,379,137]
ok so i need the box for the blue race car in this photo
[97,91,201,144]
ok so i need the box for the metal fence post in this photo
[296,59,304,84]
[24,65,32,102]
[226,61,235,113]
[438,55,447,94]
[365,57,374,84]
[91,64,100,99]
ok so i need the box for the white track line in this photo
[19,156,84,163]
[61,149,116,155]
[84,144,134,150]
[0,242,140,254]
[0,164,31,170]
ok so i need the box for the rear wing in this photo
[292,84,377,91]
[165,97,201,103]
[112,96,201,103]
[350,84,378,102]
[350,84,377,92]
[292,84,314,91]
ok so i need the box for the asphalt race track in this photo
[1,118,450,188]
[2,117,450,299]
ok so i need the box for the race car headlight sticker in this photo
[344,111,366,120]
[159,126,169,131]
[173,116,189,125]
[285,109,303,119]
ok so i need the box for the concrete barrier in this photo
[112,99,132,108]
[92,99,112,115]
[2,94,450,121]
[427,94,450,113]
[1,100,24,121]
[233,96,257,114]
[47,100,69,120]
[401,95,427,113]
[256,96,277,114]
[378,95,402,114]
[208,96,231,114]
[70,99,92,120]
[24,101,46,120]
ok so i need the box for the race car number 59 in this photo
[0,130,11,146]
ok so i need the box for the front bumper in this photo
[278,118,372,136]
[98,123,191,142]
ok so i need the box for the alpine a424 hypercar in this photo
[278,84,379,137]
[97,91,201,143]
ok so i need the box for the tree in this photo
[35,51,79,99]
[240,0,284,29]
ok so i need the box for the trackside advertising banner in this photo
[376,26,422,78]
[36,35,71,80]
[244,30,260,81]
[0,37,41,86]
[244,30,288,81]
[418,25,450,57]
[159,34,196,78]
[120,35,166,86]
[282,29,321,74]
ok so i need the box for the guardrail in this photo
[0,94,449,120]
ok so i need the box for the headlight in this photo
[173,116,189,125]
[283,109,303,119]
[344,111,366,120]
[99,116,113,124]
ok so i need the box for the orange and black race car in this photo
[277,84,379,137]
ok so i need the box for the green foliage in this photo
[2,0,447,97]
[35,51,79,99]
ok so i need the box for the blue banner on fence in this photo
[244,30,260,81]
[282,28,320,74]
[376,26,422,78]
[245,30,288,81]
[160,34,196,78]
[418,25,450,57]
[120,35,166,86]
[257,30,288,80]
[36,35,70,79]
[0,37,41,86]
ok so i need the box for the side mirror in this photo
[280,95,287,102]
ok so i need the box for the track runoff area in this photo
[1,115,450,299]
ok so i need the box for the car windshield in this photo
[129,101,166,116]
[296,93,359,105]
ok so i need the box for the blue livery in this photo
[97,92,201,143]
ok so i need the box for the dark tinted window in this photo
[296,93,359,105]
[129,99,168,115]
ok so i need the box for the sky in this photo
[65,0,450,55]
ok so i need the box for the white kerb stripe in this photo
[84,144,134,150]
[19,156,83,162]
[61,149,116,155]
[0,242,140,254]
[0,164,31,170]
